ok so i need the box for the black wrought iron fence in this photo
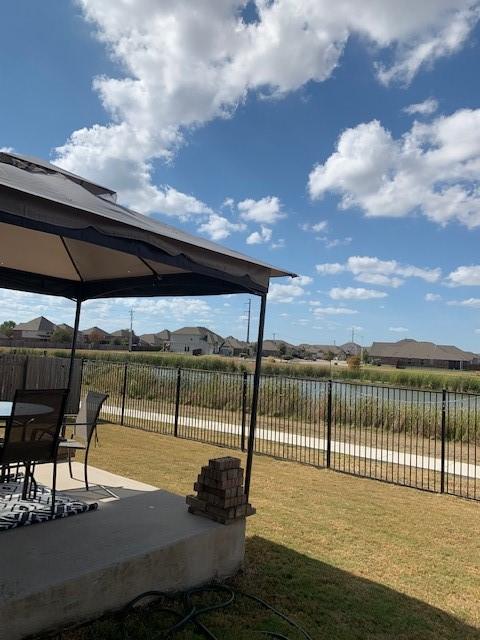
[80,359,480,502]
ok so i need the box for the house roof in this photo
[139,330,171,345]
[111,329,136,338]
[55,323,75,333]
[82,326,111,337]
[223,336,249,349]
[0,151,295,299]
[14,316,56,332]
[262,339,294,351]
[369,339,476,362]
[171,326,223,343]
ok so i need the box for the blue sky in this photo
[1,1,480,349]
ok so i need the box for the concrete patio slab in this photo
[0,463,245,640]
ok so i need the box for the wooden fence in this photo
[0,354,82,413]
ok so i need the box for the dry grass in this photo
[63,424,480,639]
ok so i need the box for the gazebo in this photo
[0,151,294,497]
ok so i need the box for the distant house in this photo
[110,329,139,347]
[261,339,294,358]
[82,326,112,345]
[139,330,171,349]
[219,336,250,357]
[369,339,478,370]
[12,316,56,341]
[170,327,224,355]
[338,342,362,359]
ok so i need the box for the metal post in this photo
[67,298,82,393]
[22,356,29,389]
[174,367,182,437]
[327,379,332,468]
[241,371,248,451]
[441,388,447,493]
[120,363,129,426]
[244,293,267,501]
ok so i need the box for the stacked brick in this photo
[186,456,255,524]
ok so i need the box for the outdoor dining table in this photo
[0,401,54,421]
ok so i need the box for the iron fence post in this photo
[22,356,29,389]
[441,388,446,493]
[120,363,128,426]
[174,367,181,437]
[326,379,332,468]
[241,371,248,451]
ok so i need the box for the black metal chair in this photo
[58,391,108,491]
[0,388,69,518]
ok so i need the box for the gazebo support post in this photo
[66,297,82,394]
[244,292,267,501]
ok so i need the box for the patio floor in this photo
[0,462,246,640]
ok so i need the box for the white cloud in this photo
[323,236,352,249]
[312,306,358,316]
[198,214,246,240]
[403,98,438,115]
[389,326,409,332]
[355,273,404,288]
[268,275,313,303]
[377,7,479,86]
[446,265,480,286]
[447,298,480,308]
[246,225,273,245]
[475,328,480,334]
[425,293,442,301]
[238,197,286,224]
[308,109,480,229]
[316,263,345,275]
[52,1,478,218]
[300,220,328,233]
[329,287,388,300]
[271,238,286,249]
[315,256,440,285]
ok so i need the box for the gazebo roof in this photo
[0,152,294,300]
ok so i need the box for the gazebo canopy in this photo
[0,152,294,301]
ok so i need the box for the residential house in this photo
[82,326,112,345]
[12,316,56,341]
[338,342,362,359]
[139,329,171,349]
[219,336,250,357]
[369,339,478,370]
[170,327,224,355]
[261,339,295,358]
[110,329,140,347]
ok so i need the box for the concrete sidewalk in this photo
[103,404,480,480]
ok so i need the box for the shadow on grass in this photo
[61,535,479,640]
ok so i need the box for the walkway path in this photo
[103,404,479,480]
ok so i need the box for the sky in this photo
[1,1,480,350]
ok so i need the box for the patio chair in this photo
[58,391,108,491]
[0,388,69,518]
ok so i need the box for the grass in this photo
[4,345,480,391]
[61,425,480,640]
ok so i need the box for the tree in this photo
[324,350,335,362]
[362,349,370,364]
[278,342,287,356]
[0,320,16,338]
[50,327,72,344]
[87,329,104,345]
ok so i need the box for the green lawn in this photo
[60,424,480,640]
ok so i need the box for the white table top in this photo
[0,401,54,420]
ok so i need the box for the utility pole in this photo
[128,307,134,352]
[351,327,355,343]
[273,332,276,342]
[245,298,251,343]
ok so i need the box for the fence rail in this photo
[79,359,480,502]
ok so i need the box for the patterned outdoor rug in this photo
[0,474,98,531]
